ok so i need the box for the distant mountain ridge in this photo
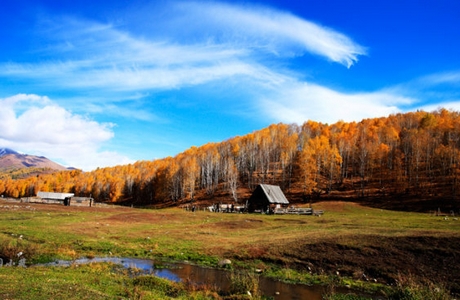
[0,148,67,171]
[0,148,19,157]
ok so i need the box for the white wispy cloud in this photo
[258,70,460,126]
[376,70,460,113]
[1,35,254,91]
[0,1,366,92]
[0,94,133,170]
[419,71,460,86]
[258,81,414,125]
[168,1,367,67]
[417,101,460,113]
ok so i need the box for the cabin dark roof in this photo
[256,184,289,204]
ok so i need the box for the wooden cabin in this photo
[247,184,289,213]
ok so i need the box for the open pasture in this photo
[1,200,459,298]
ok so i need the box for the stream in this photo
[38,257,375,300]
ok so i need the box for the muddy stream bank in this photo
[36,257,379,300]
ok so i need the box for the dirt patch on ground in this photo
[316,195,460,214]
[211,219,264,230]
[102,212,175,224]
[0,201,127,214]
[273,218,308,225]
[261,234,460,294]
[0,201,174,223]
[309,201,361,212]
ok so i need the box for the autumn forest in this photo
[2,109,460,210]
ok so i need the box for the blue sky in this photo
[0,0,459,170]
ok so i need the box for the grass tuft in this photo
[228,270,260,297]
[385,273,452,300]
[133,275,183,298]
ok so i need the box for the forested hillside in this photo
[1,109,460,211]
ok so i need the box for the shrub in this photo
[0,237,38,265]
[133,275,182,298]
[228,271,260,297]
[386,274,452,300]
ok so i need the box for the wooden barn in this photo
[35,192,93,207]
[247,184,289,213]
[69,196,94,207]
[36,191,74,205]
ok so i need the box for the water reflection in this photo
[259,279,324,300]
[163,263,325,300]
[43,257,155,273]
[38,257,351,300]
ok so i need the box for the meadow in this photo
[1,200,459,299]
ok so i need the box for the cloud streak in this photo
[374,71,460,113]
[257,81,415,125]
[1,30,256,91]
[0,1,366,93]
[168,1,367,67]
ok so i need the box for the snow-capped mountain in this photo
[0,148,19,157]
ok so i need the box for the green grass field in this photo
[1,200,459,299]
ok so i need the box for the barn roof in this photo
[258,184,289,204]
[37,191,74,200]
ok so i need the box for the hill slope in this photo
[2,109,460,212]
[0,148,67,172]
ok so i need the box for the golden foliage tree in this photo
[3,109,460,205]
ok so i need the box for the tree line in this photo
[1,109,460,204]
